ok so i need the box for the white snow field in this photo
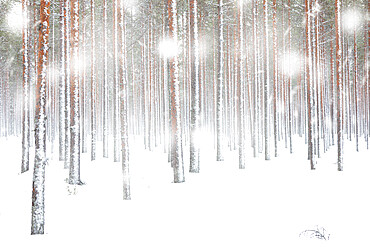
[1,134,370,247]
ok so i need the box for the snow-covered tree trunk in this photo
[64,0,71,169]
[81,0,87,154]
[69,0,82,185]
[189,0,200,173]
[263,0,270,161]
[335,0,343,171]
[216,0,224,161]
[287,0,293,154]
[353,27,359,152]
[272,0,278,157]
[305,0,315,169]
[90,0,96,161]
[118,0,131,199]
[58,0,66,161]
[102,0,108,158]
[113,0,120,162]
[168,0,185,183]
[21,0,30,173]
[252,0,258,158]
[31,0,50,235]
[237,2,245,169]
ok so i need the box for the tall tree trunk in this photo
[305,0,315,169]
[91,0,96,161]
[168,0,185,183]
[189,0,200,173]
[58,0,66,161]
[118,0,131,199]
[31,0,50,235]
[113,0,120,162]
[272,0,278,157]
[102,0,108,158]
[237,1,245,168]
[64,0,71,169]
[216,0,224,161]
[21,0,30,173]
[335,0,343,171]
[69,0,82,185]
[263,0,270,160]
[252,0,258,157]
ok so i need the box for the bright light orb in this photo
[282,52,301,77]
[343,9,361,32]
[7,3,23,33]
[159,39,179,58]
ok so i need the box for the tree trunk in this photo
[335,0,343,171]
[216,0,224,161]
[189,0,200,173]
[69,0,82,185]
[118,0,131,199]
[31,0,50,235]
[168,0,185,183]
[263,0,270,160]
[21,0,30,173]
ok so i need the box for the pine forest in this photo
[0,0,369,244]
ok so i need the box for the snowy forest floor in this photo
[1,134,370,247]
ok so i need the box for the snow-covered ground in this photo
[1,134,370,247]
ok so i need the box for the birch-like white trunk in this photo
[69,0,82,185]
[168,0,185,183]
[216,0,224,161]
[189,0,200,173]
[21,0,30,173]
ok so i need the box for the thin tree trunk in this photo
[102,0,108,158]
[216,0,224,161]
[21,0,30,173]
[168,0,185,183]
[58,0,66,161]
[91,0,96,161]
[64,0,71,169]
[113,0,120,162]
[263,0,270,160]
[335,0,343,171]
[189,0,200,173]
[69,0,82,185]
[118,0,131,199]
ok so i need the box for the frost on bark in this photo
[102,0,108,158]
[305,0,315,170]
[237,2,245,169]
[69,0,82,185]
[21,0,30,173]
[189,0,200,173]
[263,0,270,160]
[216,0,224,161]
[252,0,258,158]
[64,0,71,169]
[335,0,343,171]
[113,0,120,162]
[31,0,50,235]
[272,0,278,157]
[119,1,131,199]
[168,0,185,183]
[58,0,66,161]
[90,0,96,161]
